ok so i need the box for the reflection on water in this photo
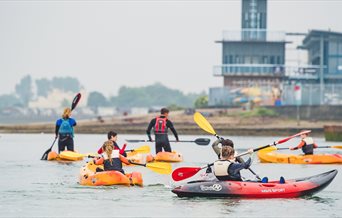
[0,134,341,217]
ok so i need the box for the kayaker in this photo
[146,108,179,154]
[213,146,253,181]
[97,131,127,157]
[290,130,318,155]
[212,138,235,159]
[94,140,131,174]
[55,108,77,153]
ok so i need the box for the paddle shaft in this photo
[275,146,342,151]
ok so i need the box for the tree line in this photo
[0,75,208,110]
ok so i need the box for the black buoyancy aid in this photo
[102,150,123,171]
[302,137,314,155]
[154,116,167,134]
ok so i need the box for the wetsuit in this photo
[213,158,252,181]
[55,118,76,153]
[97,141,127,157]
[146,115,179,154]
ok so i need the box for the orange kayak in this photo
[47,151,84,162]
[258,150,342,164]
[123,151,154,165]
[154,151,183,162]
[79,161,143,186]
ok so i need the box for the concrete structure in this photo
[209,0,342,106]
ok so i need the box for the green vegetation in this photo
[108,83,201,108]
[194,95,208,108]
[240,107,279,118]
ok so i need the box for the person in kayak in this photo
[94,140,131,174]
[55,108,77,153]
[213,146,253,181]
[97,131,127,157]
[290,130,318,155]
[146,108,179,154]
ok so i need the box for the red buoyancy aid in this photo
[155,116,167,134]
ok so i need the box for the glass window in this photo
[229,55,234,64]
[329,42,338,54]
[270,56,275,64]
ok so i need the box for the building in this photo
[209,0,342,106]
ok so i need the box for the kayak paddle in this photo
[193,112,260,179]
[41,93,82,160]
[125,145,151,154]
[263,145,342,152]
[129,161,172,175]
[125,138,211,146]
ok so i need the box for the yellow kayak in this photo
[47,151,84,162]
[258,149,342,164]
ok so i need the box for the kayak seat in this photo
[279,176,285,184]
[261,177,268,183]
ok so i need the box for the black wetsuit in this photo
[146,115,179,154]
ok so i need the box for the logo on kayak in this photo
[200,184,222,192]
[261,188,285,193]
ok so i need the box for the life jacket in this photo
[213,160,233,181]
[154,116,167,134]
[102,150,123,171]
[58,119,74,137]
[302,137,314,155]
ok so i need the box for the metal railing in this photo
[221,29,286,42]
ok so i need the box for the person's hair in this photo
[221,139,234,148]
[160,108,169,114]
[102,140,114,165]
[62,108,71,119]
[107,131,117,140]
[221,146,235,159]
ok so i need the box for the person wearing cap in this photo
[146,108,179,154]
[290,130,318,155]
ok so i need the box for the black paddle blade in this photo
[194,138,210,146]
[41,148,51,160]
[71,93,81,111]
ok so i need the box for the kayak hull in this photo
[172,170,337,198]
[47,151,83,162]
[154,151,183,162]
[79,162,143,186]
[258,150,342,164]
[123,151,154,165]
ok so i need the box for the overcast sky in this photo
[0,0,342,97]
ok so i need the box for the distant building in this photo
[210,0,342,106]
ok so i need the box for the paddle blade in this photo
[133,145,151,154]
[276,130,311,145]
[194,112,216,135]
[331,145,342,149]
[194,138,211,146]
[71,93,81,111]
[172,167,202,181]
[145,162,172,174]
[40,148,51,160]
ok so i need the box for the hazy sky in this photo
[0,0,342,97]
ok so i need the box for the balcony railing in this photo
[213,64,321,79]
[221,29,286,42]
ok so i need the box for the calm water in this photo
[0,133,341,218]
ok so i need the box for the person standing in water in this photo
[146,108,179,154]
[55,108,77,153]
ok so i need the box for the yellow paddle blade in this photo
[145,162,172,174]
[193,112,217,135]
[133,145,151,154]
[331,145,342,149]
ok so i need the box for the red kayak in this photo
[172,169,337,198]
